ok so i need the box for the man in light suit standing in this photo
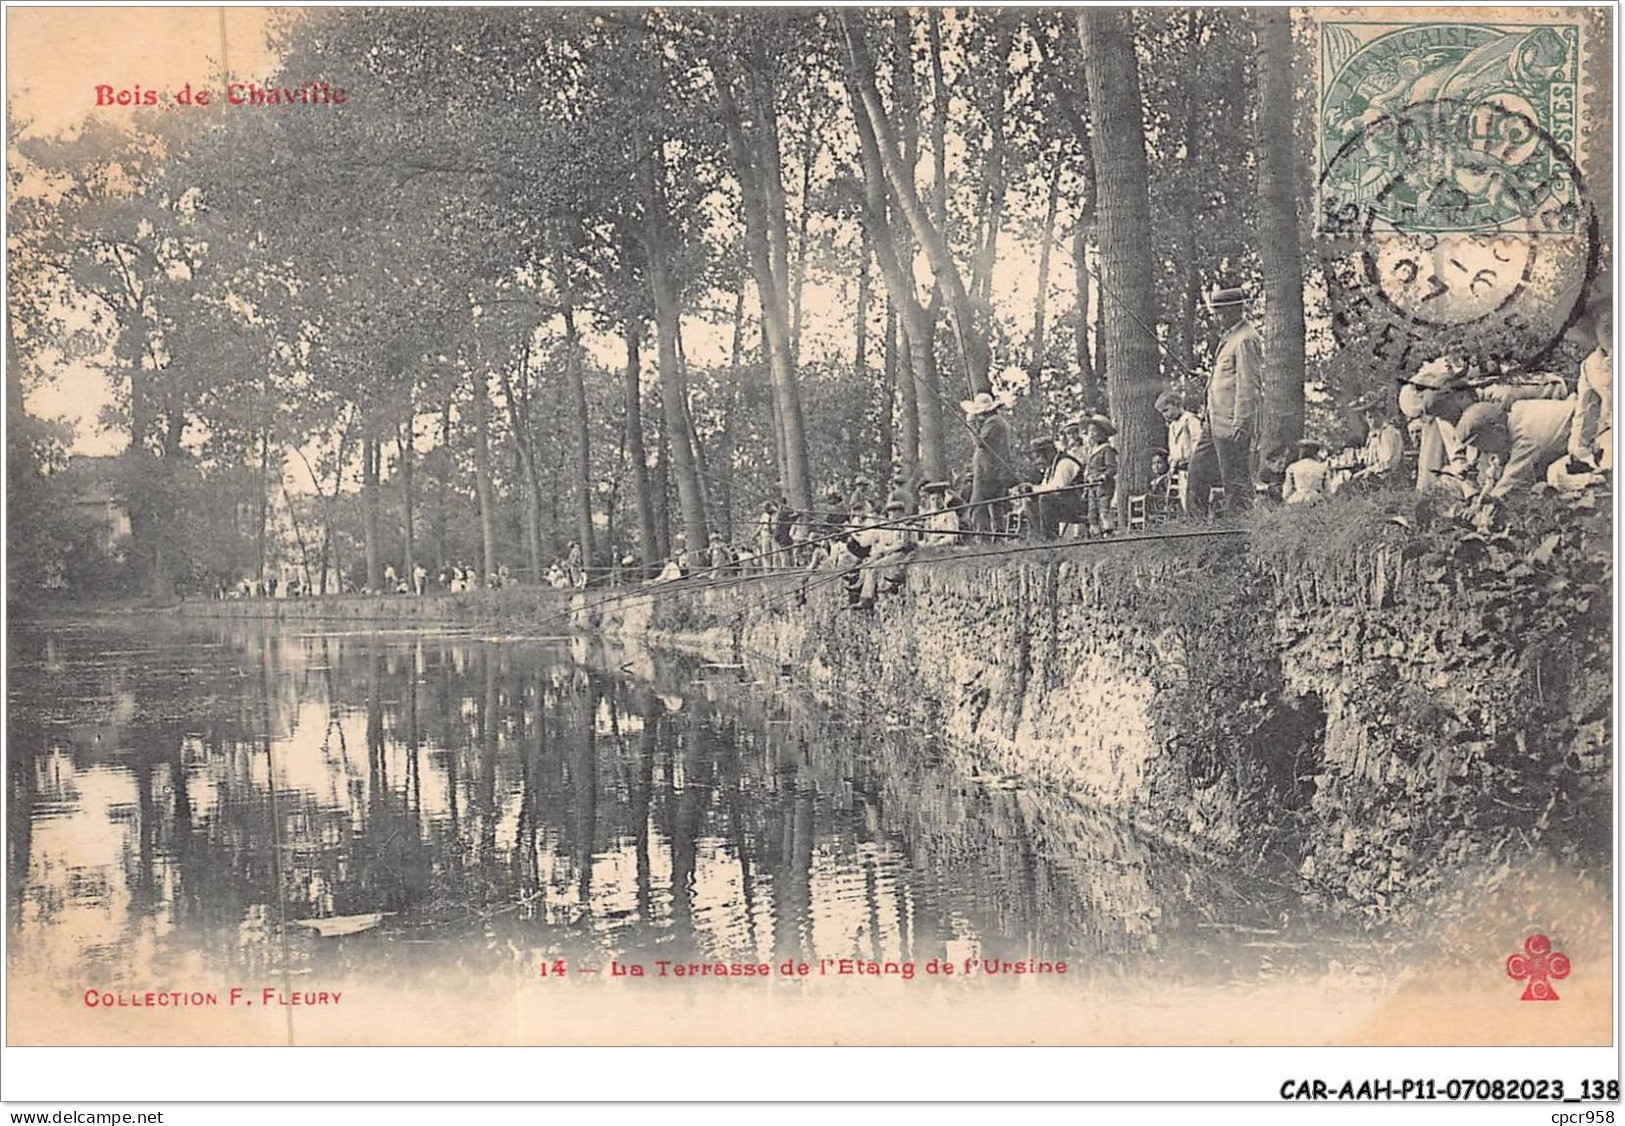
[1187,284,1262,515]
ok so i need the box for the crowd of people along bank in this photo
[649,285,1612,611]
[225,285,1611,608]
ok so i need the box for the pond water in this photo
[7,616,1406,1044]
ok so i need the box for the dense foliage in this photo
[8,9,1303,602]
[8,8,1611,607]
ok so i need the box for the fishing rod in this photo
[1393,370,1571,391]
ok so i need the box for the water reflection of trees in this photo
[10,621,1306,991]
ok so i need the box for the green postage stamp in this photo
[1319,19,1582,234]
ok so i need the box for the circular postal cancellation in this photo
[1313,13,1601,379]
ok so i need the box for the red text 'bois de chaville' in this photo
[94,82,346,108]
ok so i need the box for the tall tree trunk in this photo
[970,21,1015,307]
[790,107,818,366]
[435,394,451,574]
[623,314,658,577]
[1180,241,1201,395]
[470,367,497,584]
[894,306,919,471]
[397,412,416,581]
[1072,216,1100,411]
[563,305,596,575]
[768,364,788,498]
[857,230,886,469]
[902,303,947,480]
[125,376,161,599]
[842,58,945,481]
[1030,146,1063,379]
[1254,8,1307,456]
[301,414,352,595]
[547,428,563,559]
[316,523,331,595]
[110,251,173,601]
[897,8,944,477]
[855,226,872,379]
[1079,8,1161,502]
[281,481,315,593]
[522,477,543,584]
[507,440,526,573]
[361,434,382,591]
[844,15,991,401]
[716,66,813,512]
[497,342,545,583]
[1034,30,1104,413]
[606,415,622,577]
[253,427,270,587]
[639,139,709,557]
[721,290,746,536]
[876,294,894,474]
[652,395,671,559]
[675,332,712,521]
[925,9,950,233]
[1177,29,1202,387]
[896,8,960,478]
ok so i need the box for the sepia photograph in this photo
[2,0,1617,1098]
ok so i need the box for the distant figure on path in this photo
[412,563,427,595]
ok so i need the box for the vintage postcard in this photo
[3,1,1617,1100]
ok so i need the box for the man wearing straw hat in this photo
[1187,283,1262,516]
[961,390,1014,539]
